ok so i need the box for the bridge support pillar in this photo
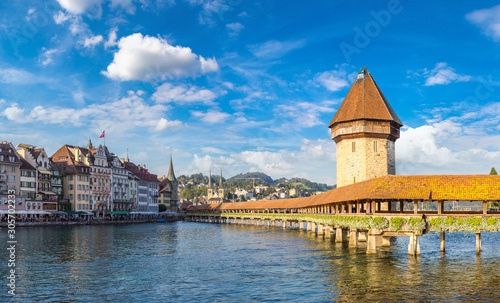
[283,221,287,229]
[317,224,324,236]
[309,222,316,232]
[349,229,358,248]
[440,232,445,252]
[335,228,347,243]
[366,234,377,254]
[476,232,481,254]
[358,231,367,242]
[382,236,391,247]
[324,225,331,238]
[408,233,421,256]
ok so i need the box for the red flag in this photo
[99,130,105,138]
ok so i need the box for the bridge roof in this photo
[188,175,500,211]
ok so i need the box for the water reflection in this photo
[1,223,500,302]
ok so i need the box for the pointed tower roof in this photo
[219,168,224,189]
[329,67,403,128]
[167,155,177,182]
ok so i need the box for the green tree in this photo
[490,167,498,175]
[159,204,167,212]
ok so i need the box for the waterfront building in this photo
[109,153,131,211]
[123,161,159,213]
[158,156,179,212]
[121,155,139,211]
[0,141,22,196]
[85,141,112,215]
[328,67,403,187]
[50,145,91,212]
[19,158,39,212]
[50,162,65,210]
[16,144,57,210]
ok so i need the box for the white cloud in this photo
[1,95,172,134]
[201,147,227,154]
[314,70,349,92]
[226,22,244,37]
[424,62,471,86]
[104,28,118,48]
[3,105,27,123]
[56,0,102,15]
[277,100,338,128]
[110,0,136,14]
[39,48,59,66]
[102,33,219,81]
[154,118,182,131]
[191,110,230,123]
[53,11,70,24]
[152,83,218,105]
[248,39,306,59]
[187,0,231,26]
[0,68,41,84]
[466,5,500,42]
[83,35,103,48]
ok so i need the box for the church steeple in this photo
[167,154,177,182]
[126,149,129,162]
[87,138,93,150]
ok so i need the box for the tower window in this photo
[352,142,356,152]
[374,141,378,152]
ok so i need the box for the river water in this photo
[1,221,500,302]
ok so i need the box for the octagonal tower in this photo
[329,67,403,187]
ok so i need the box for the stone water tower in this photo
[329,67,403,187]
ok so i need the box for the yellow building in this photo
[50,145,91,212]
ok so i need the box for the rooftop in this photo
[329,67,403,128]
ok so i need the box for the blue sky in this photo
[1,0,499,185]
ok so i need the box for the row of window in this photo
[0,156,17,162]
[0,165,16,173]
[67,175,89,182]
[20,181,36,188]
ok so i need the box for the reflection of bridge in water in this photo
[186,67,500,256]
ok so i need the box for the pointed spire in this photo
[167,154,177,182]
[328,66,403,128]
[219,168,224,189]
[208,167,212,189]
[126,149,129,162]
[87,138,93,150]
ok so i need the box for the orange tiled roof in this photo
[187,175,500,211]
[328,67,403,127]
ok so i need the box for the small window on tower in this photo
[374,141,378,152]
[352,142,356,152]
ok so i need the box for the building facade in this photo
[50,145,91,212]
[329,67,402,187]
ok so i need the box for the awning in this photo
[39,170,51,174]
[159,211,180,215]
[47,211,68,215]
[106,211,130,215]
[26,210,52,215]
[40,191,56,195]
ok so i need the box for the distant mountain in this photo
[227,172,274,185]
[227,172,335,191]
